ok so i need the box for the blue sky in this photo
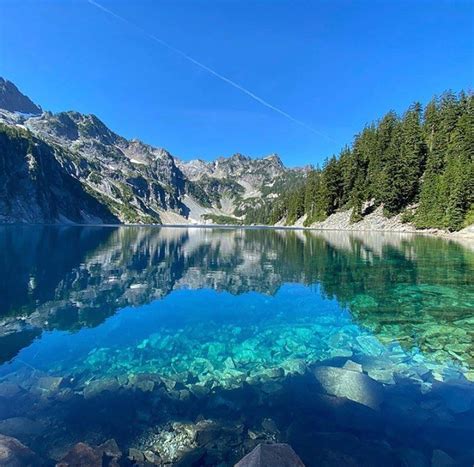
[1,0,473,166]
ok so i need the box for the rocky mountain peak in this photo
[0,78,307,226]
[0,78,42,114]
[263,153,283,167]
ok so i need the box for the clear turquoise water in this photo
[0,226,473,465]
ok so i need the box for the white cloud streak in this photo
[87,0,334,141]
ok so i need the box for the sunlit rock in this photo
[343,360,363,372]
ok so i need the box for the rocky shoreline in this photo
[155,205,474,242]
[275,206,473,241]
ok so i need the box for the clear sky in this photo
[1,0,473,166]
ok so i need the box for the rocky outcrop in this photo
[312,366,384,410]
[0,125,118,224]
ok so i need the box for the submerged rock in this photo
[97,439,122,461]
[431,449,456,466]
[0,434,38,467]
[0,382,23,399]
[56,442,102,467]
[37,376,64,393]
[433,382,474,414]
[0,417,45,438]
[235,443,305,467]
[128,447,145,463]
[83,378,119,399]
[143,449,160,463]
[343,360,363,373]
[367,368,395,385]
[128,374,157,393]
[281,359,307,375]
[395,447,429,467]
[313,366,384,410]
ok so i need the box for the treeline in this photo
[246,91,473,231]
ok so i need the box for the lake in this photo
[0,226,473,466]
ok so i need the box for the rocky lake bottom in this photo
[0,226,473,466]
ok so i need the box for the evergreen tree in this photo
[372,111,398,206]
[400,103,426,203]
[249,90,473,232]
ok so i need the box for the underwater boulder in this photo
[0,434,38,467]
[235,443,305,467]
[0,417,45,439]
[0,382,23,399]
[97,439,122,463]
[343,360,363,373]
[83,378,120,399]
[56,442,102,467]
[431,449,456,466]
[312,366,384,410]
[431,380,474,414]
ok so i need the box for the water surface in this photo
[0,226,473,465]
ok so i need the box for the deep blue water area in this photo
[0,226,473,466]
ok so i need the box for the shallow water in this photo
[0,226,473,465]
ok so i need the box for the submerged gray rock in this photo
[235,443,305,467]
[56,442,102,467]
[312,366,384,410]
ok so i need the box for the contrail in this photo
[87,0,334,141]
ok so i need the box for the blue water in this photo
[0,226,473,466]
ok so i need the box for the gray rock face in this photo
[179,153,285,186]
[313,366,384,410]
[0,78,41,114]
[235,443,305,467]
[0,126,119,224]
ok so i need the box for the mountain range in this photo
[0,77,306,225]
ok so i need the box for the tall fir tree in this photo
[253,90,473,232]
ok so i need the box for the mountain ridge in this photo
[0,78,304,225]
[0,78,471,233]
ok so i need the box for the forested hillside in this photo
[247,91,473,231]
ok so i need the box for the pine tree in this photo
[270,90,473,232]
[444,95,474,230]
[400,103,426,203]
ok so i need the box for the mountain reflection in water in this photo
[0,226,473,466]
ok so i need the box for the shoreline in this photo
[1,221,473,242]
